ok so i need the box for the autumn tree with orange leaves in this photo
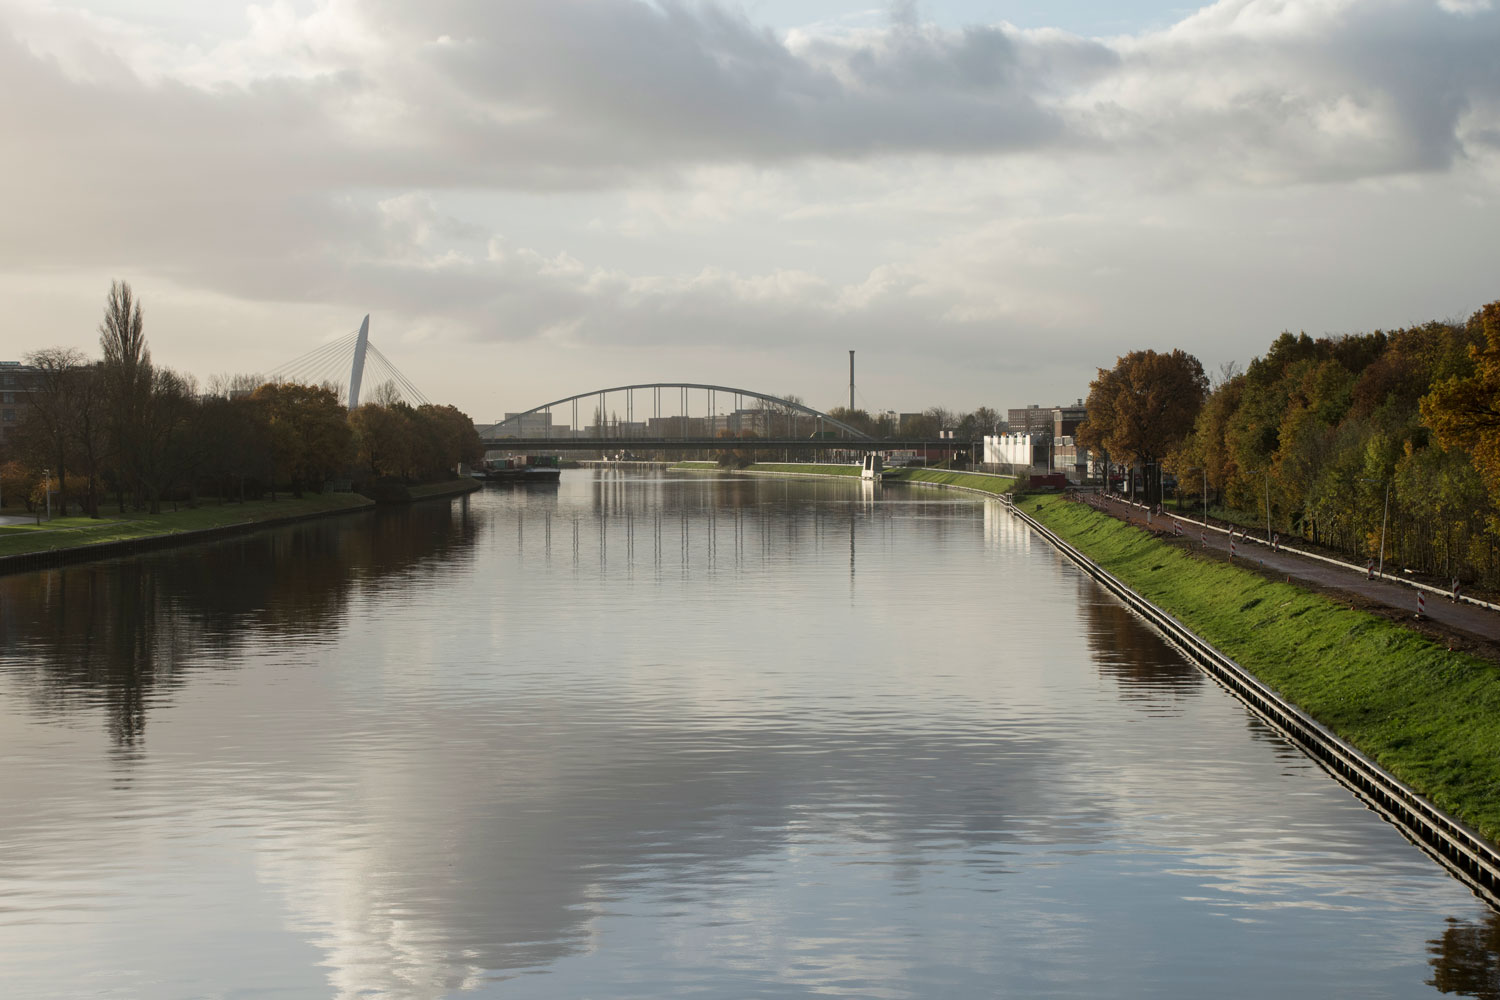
[1078,349,1208,504]
[1422,302,1500,517]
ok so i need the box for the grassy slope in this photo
[887,469,1017,492]
[1020,494,1500,843]
[0,493,373,558]
[743,463,861,477]
[672,464,1020,491]
[672,462,862,476]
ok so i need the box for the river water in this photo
[1,470,1497,999]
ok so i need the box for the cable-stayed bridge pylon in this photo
[267,315,429,410]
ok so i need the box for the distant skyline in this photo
[3,0,1497,421]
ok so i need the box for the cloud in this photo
[1438,0,1491,13]
[2,0,1498,413]
[6,0,1496,187]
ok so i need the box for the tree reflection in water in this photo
[0,499,480,747]
[1080,578,1203,712]
[1431,912,1500,998]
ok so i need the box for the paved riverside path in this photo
[1077,492,1500,645]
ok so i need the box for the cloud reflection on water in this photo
[0,476,1492,998]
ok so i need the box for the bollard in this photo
[1230,533,1236,559]
[1417,591,1425,619]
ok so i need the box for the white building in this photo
[983,433,1042,471]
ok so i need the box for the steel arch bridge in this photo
[486,382,872,447]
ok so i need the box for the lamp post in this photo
[1360,477,1392,578]
[1186,466,1207,527]
[1262,469,1271,544]
[1244,468,1272,543]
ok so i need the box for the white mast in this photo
[347,314,370,410]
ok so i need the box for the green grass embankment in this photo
[671,463,1020,492]
[741,463,861,477]
[1020,493,1500,844]
[671,462,862,476]
[0,492,374,559]
[886,469,1017,492]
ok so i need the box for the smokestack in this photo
[849,350,855,412]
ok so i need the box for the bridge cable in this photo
[365,342,431,406]
[267,330,358,382]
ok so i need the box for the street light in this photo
[1186,466,1208,527]
[1247,467,1271,544]
[1360,477,1392,578]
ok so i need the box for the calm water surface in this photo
[1,470,1497,998]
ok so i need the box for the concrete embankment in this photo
[401,478,482,501]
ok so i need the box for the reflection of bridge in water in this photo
[484,382,958,455]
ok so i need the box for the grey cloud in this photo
[3,1,1495,208]
[366,0,1072,174]
[1,1,1493,227]
[1099,0,1500,182]
[329,0,1500,181]
[2,0,1498,403]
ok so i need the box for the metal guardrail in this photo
[1099,493,1500,613]
[1005,495,1500,905]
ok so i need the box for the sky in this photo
[2,0,1498,422]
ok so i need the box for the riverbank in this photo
[672,462,1018,493]
[0,493,375,573]
[1018,492,1500,847]
[0,478,483,573]
[406,478,483,500]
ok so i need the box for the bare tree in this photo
[1212,360,1242,391]
[135,367,197,514]
[205,372,265,399]
[970,406,1002,436]
[924,406,956,431]
[21,347,87,516]
[71,364,109,517]
[370,379,403,407]
[99,281,149,373]
[98,280,153,510]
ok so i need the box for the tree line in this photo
[1,281,484,517]
[1079,300,1500,587]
